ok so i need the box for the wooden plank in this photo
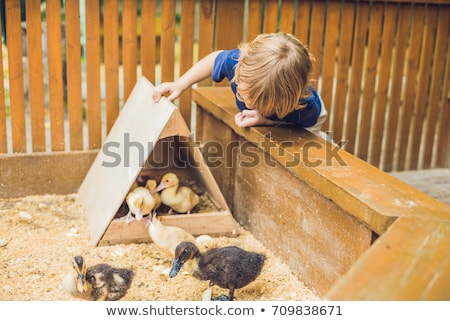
[103,0,120,134]
[331,2,355,143]
[214,0,245,50]
[178,0,196,127]
[140,0,157,83]
[0,12,6,153]
[382,4,411,171]
[304,2,331,93]
[122,0,138,100]
[409,7,438,169]
[0,150,97,198]
[422,7,450,169]
[25,0,46,152]
[100,211,237,246]
[65,0,84,150]
[356,3,383,161]
[370,4,397,167]
[197,0,214,87]
[396,6,425,170]
[318,1,337,130]
[326,216,450,300]
[5,0,26,153]
[278,0,295,34]
[46,0,65,151]
[344,3,369,154]
[85,0,102,149]
[436,41,450,168]
[262,0,279,33]
[246,0,263,40]
[160,0,176,82]
[294,0,311,44]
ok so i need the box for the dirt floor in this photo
[0,194,320,301]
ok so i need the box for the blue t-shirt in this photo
[212,49,322,127]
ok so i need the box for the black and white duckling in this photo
[169,241,266,301]
[148,213,196,257]
[156,173,199,214]
[62,256,133,301]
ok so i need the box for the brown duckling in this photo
[169,241,266,301]
[62,256,133,301]
[156,173,199,214]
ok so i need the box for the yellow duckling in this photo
[145,179,162,213]
[122,183,156,224]
[62,256,133,301]
[156,173,199,214]
[148,213,196,258]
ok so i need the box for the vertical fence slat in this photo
[25,0,46,152]
[179,0,196,127]
[316,1,336,131]
[370,4,397,167]
[5,0,26,153]
[295,0,311,44]
[247,0,263,40]
[331,2,355,144]
[435,8,450,169]
[382,4,411,171]
[160,0,176,83]
[356,3,383,161]
[85,0,102,149]
[396,6,424,170]
[263,0,279,33]
[279,0,295,34]
[103,0,119,133]
[421,7,449,169]
[140,0,157,83]
[46,0,65,151]
[0,12,6,153]
[408,6,438,170]
[122,0,137,100]
[65,0,83,150]
[345,3,369,154]
[197,0,214,87]
[308,2,331,92]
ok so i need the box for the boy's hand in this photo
[152,82,183,102]
[234,109,270,127]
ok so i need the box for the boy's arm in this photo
[152,50,223,102]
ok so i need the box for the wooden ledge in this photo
[193,86,450,300]
[193,87,450,234]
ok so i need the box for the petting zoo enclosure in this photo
[0,0,449,300]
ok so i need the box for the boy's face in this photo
[236,84,255,110]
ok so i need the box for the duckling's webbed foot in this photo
[212,294,234,301]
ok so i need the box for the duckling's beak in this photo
[135,208,143,221]
[156,182,165,192]
[76,273,88,293]
[169,258,183,278]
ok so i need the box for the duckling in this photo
[122,183,156,224]
[148,213,196,257]
[63,256,133,301]
[146,179,162,213]
[169,241,266,301]
[156,173,199,214]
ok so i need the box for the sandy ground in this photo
[0,194,320,301]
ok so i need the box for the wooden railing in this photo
[0,0,449,172]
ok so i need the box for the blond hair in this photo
[234,32,313,119]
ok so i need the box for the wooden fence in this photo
[0,0,449,172]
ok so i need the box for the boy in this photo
[152,32,327,135]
